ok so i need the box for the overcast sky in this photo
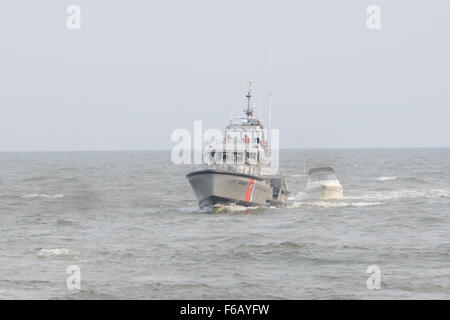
[0,1,449,151]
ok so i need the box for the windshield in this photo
[309,173,337,182]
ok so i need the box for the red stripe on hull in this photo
[245,178,256,202]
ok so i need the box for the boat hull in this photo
[305,185,343,200]
[186,169,270,209]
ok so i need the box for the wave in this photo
[288,201,383,208]
[215,204,260,212]
[21,194,64,200]
[403,177,428,183]
[38,248,79,257]
[178,204,259,214]
[346,188,450,201]
[289,191,307,201]
[177,206,213,214]
[374,176,427,183]
[22,176,50,182]
[179,187,448,213]
[55,289,119,300]
[376,176,398,181]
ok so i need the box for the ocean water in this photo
[0,149,449,299]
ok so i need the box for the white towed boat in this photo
[305,167,343,199]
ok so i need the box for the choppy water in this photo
[0,149,449,299]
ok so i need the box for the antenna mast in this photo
[259,89,263,123]
[268,92,272,150]
[245,80,254,117]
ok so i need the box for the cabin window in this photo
[227,152,235,164]
[249,152,257,164]
[244,151,250,164]
[215,152,223,163]
[237,152,244,164]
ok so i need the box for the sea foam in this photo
[21,194,64,200]
[376,176,398,181]
[289,201,383,208]
[38,248,78,256]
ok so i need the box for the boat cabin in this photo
[308,167,338,182]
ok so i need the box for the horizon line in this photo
[0,146,449,153]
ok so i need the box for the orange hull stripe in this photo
[245,178,256,202]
